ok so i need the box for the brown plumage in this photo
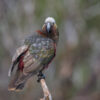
[8,17,59,91]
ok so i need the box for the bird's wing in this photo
[8,36,55,77]
[8,45,29,77]
[23,38,55,75]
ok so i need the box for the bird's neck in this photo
[36,30,46,37]
[36,30,59,44]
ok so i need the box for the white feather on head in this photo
[45,17,55,23]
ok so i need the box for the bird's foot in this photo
[37,71,45,82]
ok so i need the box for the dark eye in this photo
[52,22,54,25]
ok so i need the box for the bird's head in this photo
[43,17,56,33]
[38,17,59,43]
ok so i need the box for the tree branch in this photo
[40,79,52,100]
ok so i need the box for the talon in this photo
[37,72,45,82]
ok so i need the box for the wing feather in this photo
[8,45,28,77]
[23,40,55,75]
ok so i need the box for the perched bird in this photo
[8,17,59,91]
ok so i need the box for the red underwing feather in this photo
[18,56,24,71]
[18,48,29,71]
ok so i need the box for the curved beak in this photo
[46,23,51,33]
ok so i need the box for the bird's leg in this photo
[37,71,45,82]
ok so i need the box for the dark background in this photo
[0,0,100,100]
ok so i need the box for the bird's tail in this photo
[8,70,31,91]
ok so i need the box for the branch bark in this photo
[40,79,52,100]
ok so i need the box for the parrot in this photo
[8,17,59,91]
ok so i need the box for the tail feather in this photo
[8,82,25,92]
[8,70,28,91]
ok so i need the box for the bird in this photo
[8,17,59,91]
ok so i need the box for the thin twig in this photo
[40,79,52,100]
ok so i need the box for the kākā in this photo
[8,17,59,91]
